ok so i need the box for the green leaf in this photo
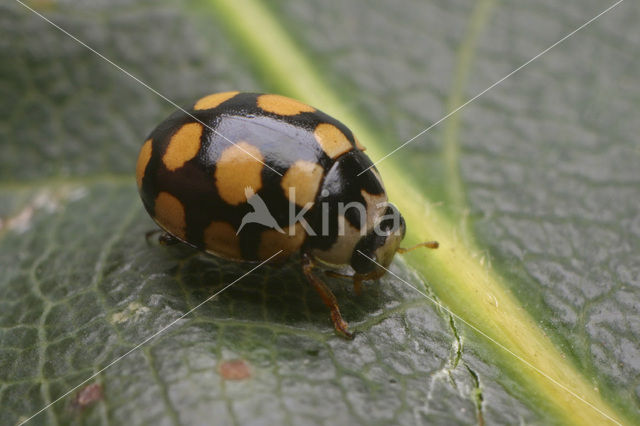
[1,0,638,425]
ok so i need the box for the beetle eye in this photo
[379,216,395,232]
[350,249,376,274]
[350,231,384,274]
[377,204,405,235]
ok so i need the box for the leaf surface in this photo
[1,0,639,425]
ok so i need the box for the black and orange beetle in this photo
[136,92,437,338]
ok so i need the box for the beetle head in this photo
[350,203,406,275]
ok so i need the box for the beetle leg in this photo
[326,270,363,296]
[325,270,351,280]
[352,269,385,295]
[325,270,382,296]
[302,253,354,339]
[145,229,161,244]
[145,230,180,246]
[352,276,363,296]
[397,241,439,253]
[158,232,180,246]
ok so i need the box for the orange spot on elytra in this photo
[215,142,264,205]
[203,220,242,260]
[258,222,306,261]
[136,139,152,188]
[314,123,353,159]
[154,192,186,240]
[257,94,315,116]
[281,160,324,207]
[162,122,203,171]
[193,91,239,110]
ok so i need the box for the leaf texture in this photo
[1,0,639,424]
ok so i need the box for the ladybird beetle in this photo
[136,92,437,338]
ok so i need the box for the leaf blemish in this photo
[71,383,103,409]
[218,359,251,381]
[0,187,86,234]
[110,302,150,324]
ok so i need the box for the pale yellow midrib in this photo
[442,0,496,224]
[204,0,628,424]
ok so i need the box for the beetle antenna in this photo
[397,241,439,253]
